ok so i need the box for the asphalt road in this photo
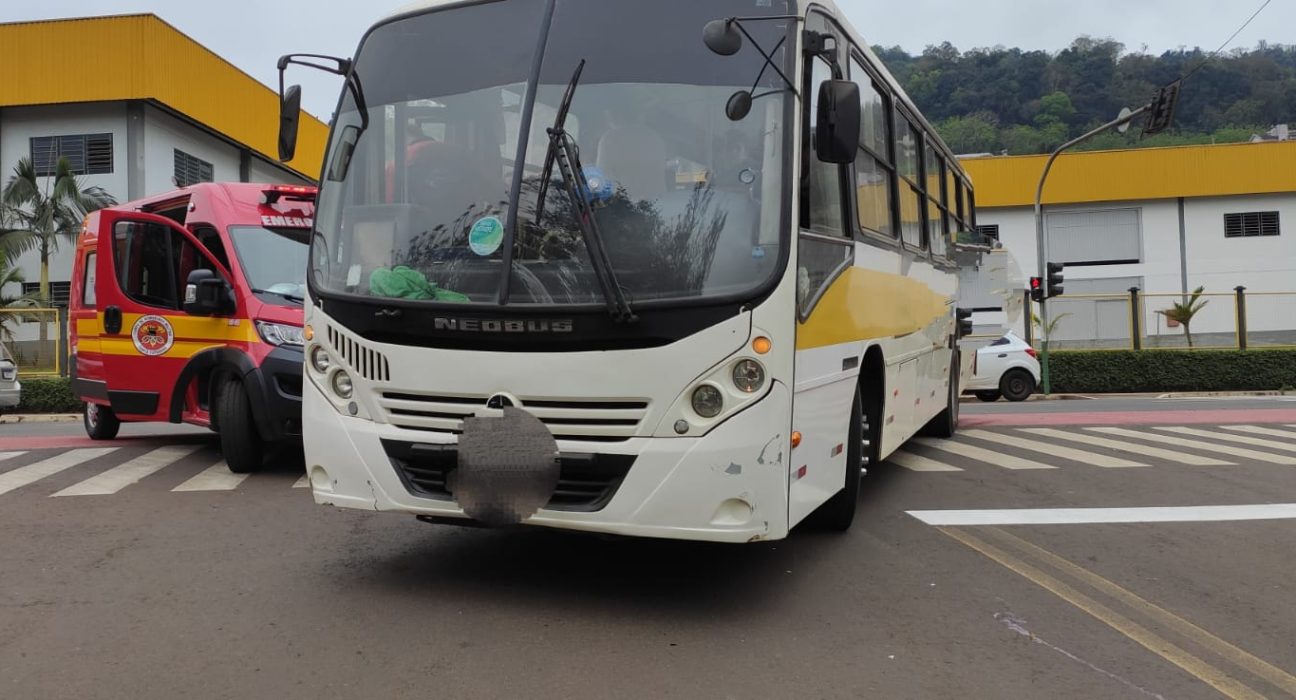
[3,404,1296,699]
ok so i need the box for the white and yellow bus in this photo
[279,0,984,543]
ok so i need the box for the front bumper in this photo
[0,383,20,409]
[245,346,303,441]
[302,380,793,544]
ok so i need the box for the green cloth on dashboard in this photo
[369,266,469,302]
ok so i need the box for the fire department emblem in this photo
[131,315,175,357]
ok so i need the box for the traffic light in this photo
[1046,262,1065,298]
[1029,276,1044,303]
[956,308,974,339]
[1143,80,1181,137]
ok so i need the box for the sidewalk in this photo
[0,413,80,424]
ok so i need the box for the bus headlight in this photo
[331,370,354,399]
[732,359,765,393]
[310,346,331,373]
[691,385,724,418]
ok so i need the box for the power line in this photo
[1181,0,1273,82]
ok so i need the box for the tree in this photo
[0,256,37,347]
[1,156,116,352]
[1157,286,1209,348]
[2,156,116,306]
[1032,311,1073,343]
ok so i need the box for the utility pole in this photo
[1034,105,1150,395]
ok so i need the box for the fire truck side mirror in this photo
[184,270,234,317]
[279,84,302,162]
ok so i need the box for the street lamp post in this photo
[1034,105,1150,395]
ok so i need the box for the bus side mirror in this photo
[279,84,302,162]
[185,270,234,317]
[815,80,860,165]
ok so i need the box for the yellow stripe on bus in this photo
[796,268,951,350]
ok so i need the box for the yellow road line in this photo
[939,527,1269,700]
[986,527,1296,697]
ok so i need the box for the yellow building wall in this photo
[962,141,1296,209]
[0,14,327,179]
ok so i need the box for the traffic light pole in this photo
[1034,105,1150,395]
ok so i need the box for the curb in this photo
[0,414,81,424]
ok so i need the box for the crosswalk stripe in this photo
[1021,428,1232,466]
[1088,428,1296,465]
[52,445,205,497]
[964,429,1147,468]
[293,474,309,488]
[915,438,1056,470]
[0,448,118,496]
[889,449,963,472]
[1217,425,1296,441]
[172,460,248,492]
[0,451,26,463]
[1155,426,1296,455]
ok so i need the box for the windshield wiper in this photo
[252,288,305,305]
[535,60,637,325]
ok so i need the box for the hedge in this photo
[1048,349,1296,394]
[14,377,82,414]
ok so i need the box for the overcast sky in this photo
[5,0,1290,119]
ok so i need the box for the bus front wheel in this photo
[817,387,866,531]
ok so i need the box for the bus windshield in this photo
[311,0,795,309]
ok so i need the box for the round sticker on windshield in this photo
[132,315,175,357]
[468,216,505,257]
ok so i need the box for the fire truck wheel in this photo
[83,402,121,440]
[217,379,265,473]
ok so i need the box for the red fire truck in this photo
[69,183,315,472]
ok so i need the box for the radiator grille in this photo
[326,325,390,382]
[377,392,650,442]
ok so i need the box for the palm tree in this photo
[1031,311,1073,344]
[0,256,37,348]
[1157,286,1209,348]
[3,156,118,301]
[1,156,117,349]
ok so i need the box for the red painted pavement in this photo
[963,409,1296,427]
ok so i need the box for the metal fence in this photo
[0,308,65,376]
[1025,289,1296,351]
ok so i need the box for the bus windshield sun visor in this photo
[702,15,803,121]
[537,59,637,325]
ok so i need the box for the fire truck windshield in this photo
[229,225,309,303]
[310,0,795,309]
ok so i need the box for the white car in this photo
[966,331,1040,402]
[0,345,20,413]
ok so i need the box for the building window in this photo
[975,224,1000,242]
[1224,211,1280,238]
[30,134,114,176]
[22,281,72,307]
[174,149,214,187]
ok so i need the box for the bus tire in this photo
[216,379,265,474]
[1000,369,1036,402]
[84,402,121,440]
[818,387,865,531]
[921,353,960,438]
[975,391,1001,402]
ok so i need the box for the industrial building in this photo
[960,140,1296,348]
[0,14,327,308]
